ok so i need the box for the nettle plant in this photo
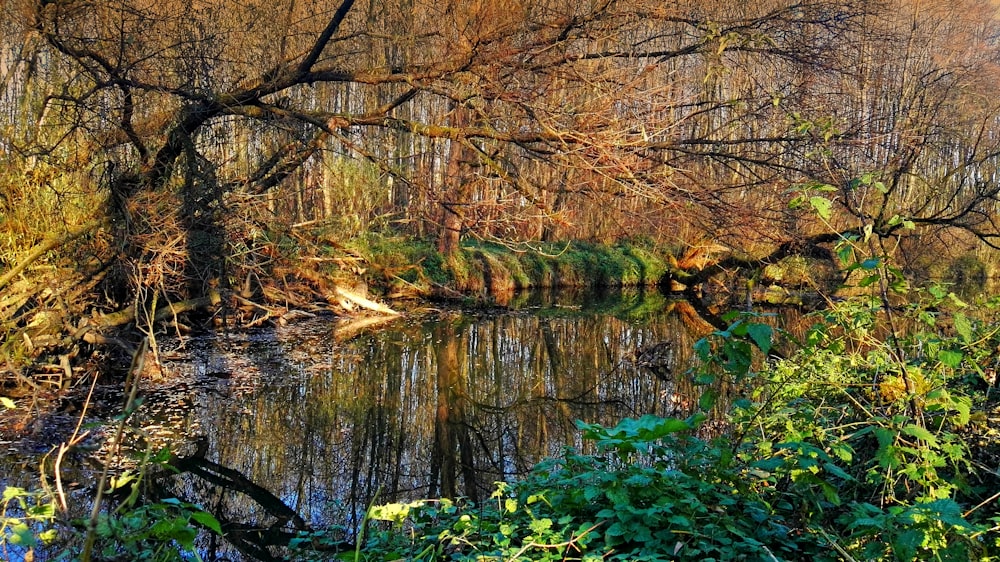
[344,178,1000,561]
[349,289,998,561]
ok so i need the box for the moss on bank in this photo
[346,236,672,300]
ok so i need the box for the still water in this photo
[5,287,791,560]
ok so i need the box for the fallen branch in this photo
[100,290,223,328]
[333,285,399,316]
[0,219,104,291]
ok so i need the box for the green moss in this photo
[337,234,673,301]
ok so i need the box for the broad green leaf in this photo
[900,424,937,447]
[2,486,26,501]
[10,522,36,547]
[938,349,963,368]
[746,323,773,355]
[858,274,880,287]
[892,529,923,561]
[699,388,718,411]
[953,312,973,343]
[693,337,711,362]
[823,462,855,482]
[190,511,223,535]
[860,258,880,270]
[835,243,853,265]
[809,196,832,220]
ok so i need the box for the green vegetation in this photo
[4,277,1000,560]
[343,235,672,300]
[332,286,1000,561]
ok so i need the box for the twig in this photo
[80,337,148,562]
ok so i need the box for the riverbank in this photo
[345,235,673,303]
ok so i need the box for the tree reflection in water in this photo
[154,288,727,559]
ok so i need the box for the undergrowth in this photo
[322,286,1000,561]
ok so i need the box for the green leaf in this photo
[2,486,26,501]
[900,424,937,447]
[1,397,15,409]
[892,528,923,561]
[835,242,853,265]
[859,258,880,270]
[823,462,855,482]
[938,349,963,368]
[699,388,718,411]
[746,323,773,355]
[953,312,973,343]
[858,274,880,287]
[190,511,223,535]
[10,523,36,547]
[694,337,711,362]
[808,196,832,220]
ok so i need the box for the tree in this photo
[3,0,1000,353]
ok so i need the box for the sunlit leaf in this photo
[938,350,963,368]
[808,196,832,220]
[1,397,15,409]
[2,487,26,501]
[190,511,223,535]
[953,312,973,343]
[858,274,880,287]
[10,522,36,547]
[900,424,937,447]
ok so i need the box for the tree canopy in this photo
[2,0,1000,333]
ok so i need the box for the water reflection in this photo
[1,288,748,560]
[158,290,702,540]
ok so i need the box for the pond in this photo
[2,287,803,560]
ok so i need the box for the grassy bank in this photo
[343,235,673,302]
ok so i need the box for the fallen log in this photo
[99,290,223,328]
[332,285,399,316]
[0,220,104,291]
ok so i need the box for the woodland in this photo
[2,0,1000,560]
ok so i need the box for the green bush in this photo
[338,288,1000,561]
